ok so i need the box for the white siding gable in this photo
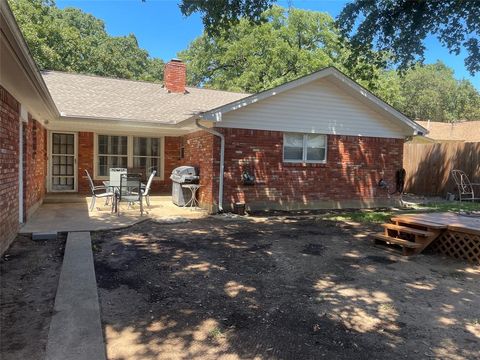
[215,77,408,138]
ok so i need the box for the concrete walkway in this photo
[46,232,106,360]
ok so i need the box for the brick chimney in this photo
[164,58,186,93]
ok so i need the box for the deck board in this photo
[392,212,480,235]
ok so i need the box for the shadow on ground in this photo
[92,217,479,360]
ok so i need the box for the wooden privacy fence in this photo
[403,142,480,197]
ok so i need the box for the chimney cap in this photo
[170,58,183,63]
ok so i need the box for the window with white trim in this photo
[96,135,163,178]
[97,135,128,176]
[283,133,327,163]
[133,137,161,176]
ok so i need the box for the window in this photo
[95,135,163,178]
[283,133,327,163]
[133,137,161,176]
[97,135,128,176]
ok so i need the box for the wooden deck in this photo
[373,212,480,263]
[392,212,480,235]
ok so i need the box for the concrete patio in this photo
[20,195,208,234]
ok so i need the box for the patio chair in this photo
[451,170,480,202]
[142,170,156,207]
[117,173,143,216]
[109,168,127,188]
[84,169,114,211]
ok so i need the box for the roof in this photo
[415,121,480,142]
[200,67,427,136]
[41,71,249,124]
[0,0,59,121]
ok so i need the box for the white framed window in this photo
[283,133,327,163]
[94,134,164,179]
[133,137,161,177]
[97,135,128,177]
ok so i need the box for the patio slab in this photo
[20,195,207,234]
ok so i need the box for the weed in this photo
[379,303,395,311]
[208,328,223,339]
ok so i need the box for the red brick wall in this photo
[182,130,217,209]
[77,132,182,194]
[23,115,47,219]
[160,136,182,192]
[0,86,20,254]
[78,132,94,193]
[218,128,404,211]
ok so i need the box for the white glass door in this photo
[50,132,76,191]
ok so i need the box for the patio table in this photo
[103,180,146,213]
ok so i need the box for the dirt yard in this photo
[0,234,65,360]
[92,216,480,360]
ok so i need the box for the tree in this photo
[375,62,480,122]
[179,0,274,35]
[179,0,480,76]
[179,6,380,93]
[9,0,164,81]
[337,0,480,75]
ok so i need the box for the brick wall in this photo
[164,60,186,93]
[160,136,182,192]
[23,115,47,219]
[0,86,20,254]
[77,132,182,194]
[78,132,94,193]
[218,128,404,211]
[182,130,218,210]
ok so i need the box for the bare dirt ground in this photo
[0,234,65,360]
[92,216,480,360]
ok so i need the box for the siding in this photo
[216,78,408,138]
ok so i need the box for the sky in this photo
[56,0,479,89]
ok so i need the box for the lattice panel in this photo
[430,230,480,264]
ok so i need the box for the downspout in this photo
[195,118,224,212]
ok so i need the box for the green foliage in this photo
[179,6,379,93]
[9,0,164,81]
[179,0,274,36]
[376,62,480,122]
[337,0,480,75]
[323,201,479,225]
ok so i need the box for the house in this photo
[412,120,480,143]
[0,0,427,253]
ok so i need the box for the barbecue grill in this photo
[170,166,199,206]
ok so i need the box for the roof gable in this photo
[201,67,427,136]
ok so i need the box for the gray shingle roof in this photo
[42,71,249,124]
[415,120,480,142]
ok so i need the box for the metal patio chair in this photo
[451,169,480,202]
[84,169,114,211]
[141,170,156,207]
[117,173,143,215]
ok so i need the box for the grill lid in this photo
[170,165,199,183]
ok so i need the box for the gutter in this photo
[195,118,224,212]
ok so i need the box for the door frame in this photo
[47,131,78,192]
